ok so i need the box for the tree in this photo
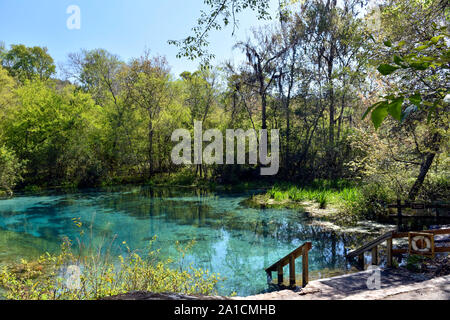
[274,14,307,173]
[180,69,217,125]
[1,44,55,82]
[169,0,271,62]
[124,52,172,177]
[0,66,16,117]
[363,0,449,200]
[64,49,137,175]
[233,28,286,130]
[181,67,220,177]
[1,80,102,187]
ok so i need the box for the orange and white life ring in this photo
[411,236,432,253]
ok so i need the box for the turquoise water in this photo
[0,186,363,296]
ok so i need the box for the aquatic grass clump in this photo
[314,191,329,209]
[339,187,362,204]
[288,187,307,202]
[268,186,288,201]
[265,181,362,210]
[273,190,289,201]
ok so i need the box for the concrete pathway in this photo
[235,268,450,300]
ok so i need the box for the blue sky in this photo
[0,0,277,78]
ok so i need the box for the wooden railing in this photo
[390,228,450,255]
[388,201,450,215]
[346,228,450,269]
[265,242,312,288]
[346,231,394,268]
[388,201,449,230]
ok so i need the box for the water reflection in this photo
[0,186,373,296]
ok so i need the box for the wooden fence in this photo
[388,201,449,230]
[346,228,450,269]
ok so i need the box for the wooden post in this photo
[397,199,402,231]
[372,246,378,265]
[277,264,283,285]
[358,254,364,269]
[302,248,309,287]
[289,254,296,287]
[386,238,393,268]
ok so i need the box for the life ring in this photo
[411,236,432,253]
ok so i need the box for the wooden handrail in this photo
[346,231,393,259]
[265,242,312,288]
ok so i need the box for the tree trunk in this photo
[408,132,441,201]
[261,92,267,130]
[327,54,335,179]
[148,118,153,178]
[328,86,335,147]
[285,97,290,170]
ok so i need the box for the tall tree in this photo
[1,44,55,82]
[125,52,171,177]
[64,49,136,174]
[233,27,285,130]
[181,67,219,177]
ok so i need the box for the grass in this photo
[265,180,362,209]
[315,192,329,209]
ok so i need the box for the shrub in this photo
[418,174,449,202]
[0,237,221,300]
[339,182,393,224]
[406,254,428,272]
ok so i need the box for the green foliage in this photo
[1,44,55,82]
[261,180,396,225]
[266,181,360,210]
[0,66,15,111]
[150,170,197,186]
[365,31,449,128]
[261,180,393,225]
[1,79,103,187]
[406,254,428,272]
[0,1,446,213]
[0,237,221,300]
[0,146,24,196]
[377,63,399,75]
[338,187,362,205]
[343,182,393,222]
[315,192,329,209]
[416,173,450,202]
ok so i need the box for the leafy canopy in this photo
[364,30,449,129]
